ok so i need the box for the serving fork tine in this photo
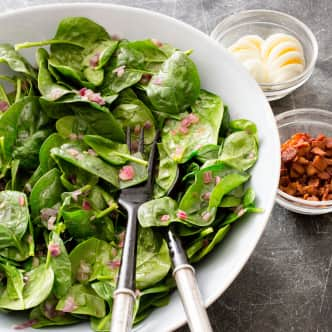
[111,127,159,332]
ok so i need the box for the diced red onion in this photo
[160,214,170,222]
[202,192,211,201]
[67,148,79,157]
[48,243,61,257]
[203,171,213,184]
[18,196,25,207]
[177,210,187,220]
[47,216,56,230]
[152,77,163,85]
[82,200,91,211]
[151,38,163,47]
[107,260,121,270]
[187,113,199,124]
[87,149,97,156]
[13,319,38,330]
[71,189,82,202]
[62,296,77,313]
[144,120,152,129]
[89,52,100,67]
[0,100,9,113]
[179,126,189,135]
[119,165,135,181]
[201,211,212,222]
[112,65,126,77]
[215,176,221,184]
[79,88,105,105]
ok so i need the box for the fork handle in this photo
[111,203,138,332]
[111,289,135,332]
[166,229,213,332]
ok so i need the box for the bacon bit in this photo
[108,260,121,270]
[82,200,91,211]
[0,100,9,112]
[176,210,187,220]
[18,196,25,207]
[47,216,56,230]
[201,211,212,222]
[312,146,326,156]
[48,243,61,257]
[151,38,163,47]
[119,165,135,181]
[280,133,332,201]
[160,214,170,222]
[140,73,152,85]
[203,171,213,184]
[112,65,126,77]
[281,147,297,163]
[215,176,221,184]
[62,296,77,313]
[202,192,211,201]
[13,319,38,330]
[89,52,100,67]
[152,76,163,85]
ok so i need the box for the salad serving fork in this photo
[111,128,212,332]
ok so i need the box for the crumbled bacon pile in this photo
[279,133,332,201]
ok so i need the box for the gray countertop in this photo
[1,0,331,331]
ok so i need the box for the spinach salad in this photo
[0,17,261,331]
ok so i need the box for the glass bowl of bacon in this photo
[276,108,332,214]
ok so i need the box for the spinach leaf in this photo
[146,51,200,114]
[83,135,147,166]
[136,227,171,289]
[153,143,178,198]
[0,263,24,301]
[162,90,224,163]
[91,281,114,306]
[30,304,80,328]
[190,225,230,263]
[29,168,64,220]
[51,143,120,188]
[56,284,106,318]
[69,238,118,284]
[229,118,258,142]
[0,191,29,250]
[138,197,179,228]
[48,232,72,298]
[219,131,258,171]
[0,43,36,78]
[113,89,156,144]
[0,263,54,310]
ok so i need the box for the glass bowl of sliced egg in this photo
[211,9,318,101]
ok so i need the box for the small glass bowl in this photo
[276,109,332,215]
[211,10,318,101]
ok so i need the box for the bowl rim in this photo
[276,108,332,210]
[210,9,318,89]
[0,3,280,331]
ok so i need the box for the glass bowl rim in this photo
[276,107,332,210]
[210,9,318,88]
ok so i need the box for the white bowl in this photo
[0,4,280,332]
